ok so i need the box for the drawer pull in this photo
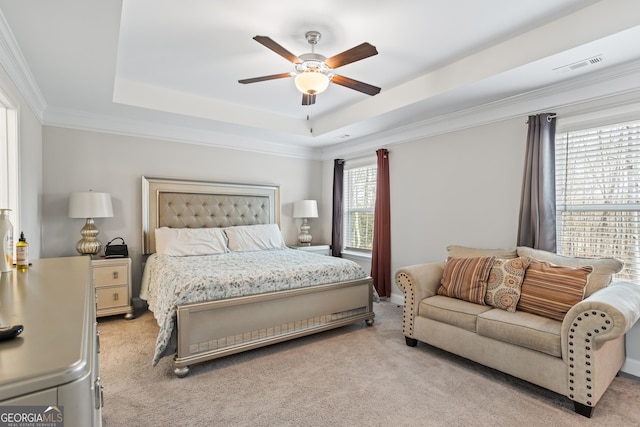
[95,376,104,409]
[112,271,119,279]
[113,293,119,301]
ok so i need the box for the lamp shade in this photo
[293,200,318,219]
[294,70,330,95]
[68,191,114,218]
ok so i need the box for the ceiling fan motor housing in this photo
[296,54,332,75]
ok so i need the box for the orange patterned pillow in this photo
[437,256,496,305]
[484,257,531,312]
[517,259,592,321]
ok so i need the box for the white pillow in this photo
[224,224,286,252]
[155,227,229,256]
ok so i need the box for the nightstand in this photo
[290,244,331,256]
[91,257,134,319]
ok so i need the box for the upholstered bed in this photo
[140,176,375,377]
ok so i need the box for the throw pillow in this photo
[437,256,496,305]
[517,246,622,297]
[484,257,531,312]
[517,259,592,321]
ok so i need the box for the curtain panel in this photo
[517,113,557,252]
[371,149,391,297]
[331,159,345,257]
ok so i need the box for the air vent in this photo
[553,55,604,74]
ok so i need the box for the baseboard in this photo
[622,356,640,377]
[389,293,404,306]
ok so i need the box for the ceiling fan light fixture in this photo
[294,69,330,95]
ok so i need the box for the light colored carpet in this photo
[98,302,640,426]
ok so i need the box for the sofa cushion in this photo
[517,259,592,321]
[419,295,493,333]
[447,245,517,259]
[484,257,531,312]
[477,309,561,357]
[437,256,496,304]
[517,246,623,297]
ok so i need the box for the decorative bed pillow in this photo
[155,227,228,256]
[437,256,496,305]
[517,246,622,297]
[484,257,530,312]
[224,224,286,252]
[516,259,592,321]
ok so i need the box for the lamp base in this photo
[297,218,312,246]
[76,218,102,255]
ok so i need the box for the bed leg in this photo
[174,366,190,378]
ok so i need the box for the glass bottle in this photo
[16,231,28,271]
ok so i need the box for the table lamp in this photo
[68,191,113,255]
[293,200,318,246]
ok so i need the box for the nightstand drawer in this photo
[94,265,128,287]
[96,286,130,310]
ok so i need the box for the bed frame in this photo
[142,176,375,377]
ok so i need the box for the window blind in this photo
[343,163,377,252]
[556,120,640,283]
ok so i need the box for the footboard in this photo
[173,278,374,376]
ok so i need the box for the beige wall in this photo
[321,117,527,304]
[41,126,324,301]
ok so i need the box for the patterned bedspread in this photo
[140,248,369,365]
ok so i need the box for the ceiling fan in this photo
[238,31,381,106]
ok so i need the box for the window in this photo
[556,119,640,283]
[343,161,377,253]
[0,89,19,255]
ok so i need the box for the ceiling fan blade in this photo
[253,35,303,64]
[324,42,378,69]
[238,73,292,84]
[332,75,381,96]
[302,93,316,105]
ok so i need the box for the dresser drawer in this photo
[94,265,128,287]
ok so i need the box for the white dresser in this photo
[0,257,102,426]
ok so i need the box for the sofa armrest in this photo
[395,262,445,339]
[562,281,640,346]
[560,281,640,409]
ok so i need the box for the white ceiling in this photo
[1,0,640,159]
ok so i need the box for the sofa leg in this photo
[405,337,418,347]
[573,401,594,418]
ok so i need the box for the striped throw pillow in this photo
[517,259,592,321]
[437,256,496,305]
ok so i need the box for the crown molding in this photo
[43,107,321,160]
[0,10,47,120]
[321,59,640,160]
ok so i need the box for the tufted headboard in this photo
[142,176,280,254]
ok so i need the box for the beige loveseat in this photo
[395,245,640,417]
